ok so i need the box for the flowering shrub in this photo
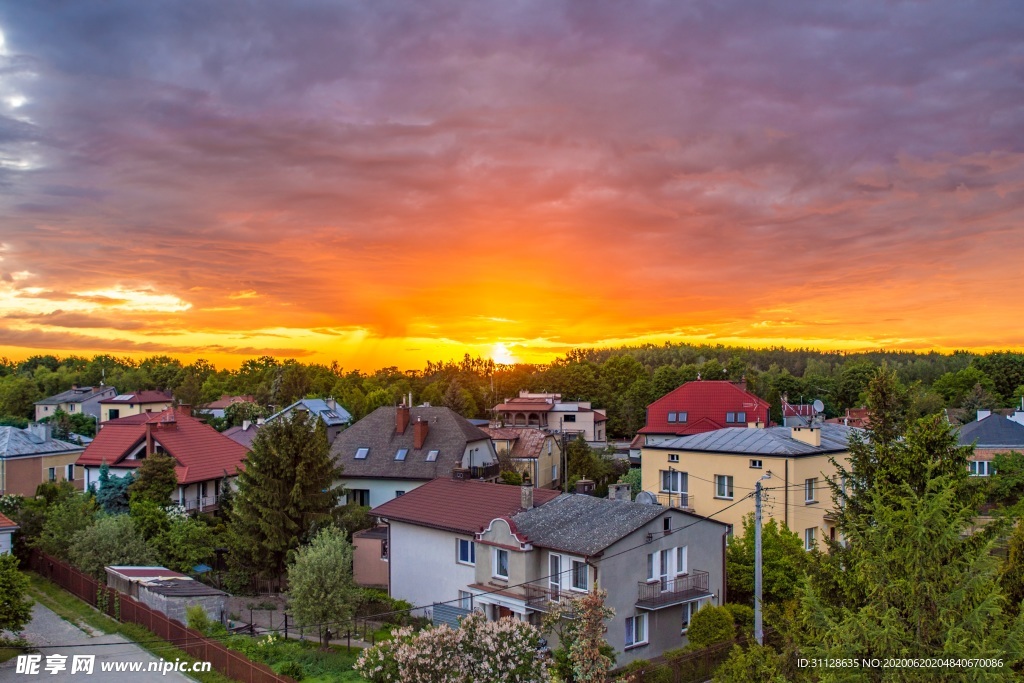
[354,612,550,682]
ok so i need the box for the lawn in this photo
[223,632,370,682]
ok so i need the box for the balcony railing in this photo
[469,464,501,480]
[183,495,220,513]
[636,569,710,609]
[523,582,578,615]
[652,492,695,510]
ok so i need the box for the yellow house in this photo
[98,391,174,422]
[641,424,857,550]
[481,426,563,489]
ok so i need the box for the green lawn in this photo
[223,632,370,682]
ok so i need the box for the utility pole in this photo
[754,471,771,646]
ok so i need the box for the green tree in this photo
[160,514,217,573]
[543,590,616,683]
[0,553,33,634]
[128,454,178,506]
[68,515,158,579]
[229,411,343,577]
[687,604,735,648]
[617,468,642,499]
[38,494,98,560]
[128,497,170,542]
[223,400,266,427]
[933,366,999,408]
[95,463,134,515]
[726,515,808,607]
[1002,522,1024,616]
[287,526,357,644]
[0,376,41,419]
[712,644,787,683]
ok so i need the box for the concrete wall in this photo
[352,533,389,589]
[388,521,476,616]
[137,587,226,625]
[101,401,173,423]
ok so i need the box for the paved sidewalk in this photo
[0,602,195,682]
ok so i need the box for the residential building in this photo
[201,395,256,420]
[958,413,1024,477]
[641,423,858,547]
[266,398,352,443]
[98,391,174,422]
[331,405,499,508]
[222,420,262,449]
[77,407,249,512]
[781,398,815,427]
[352,526,390,589]
[0,423,85,495]
[480,426,562,489]
[493,392,607,447]
[637,380,771,445]
[34,385,117,422]
[825,407,870,429]
[0,512,18,555]
[372,476,727,668]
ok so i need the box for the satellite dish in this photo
[812,399,825,414]
[635,491,658,505]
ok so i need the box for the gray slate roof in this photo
[649,423,857,456]
[34,386,112,406]
[331,406,492,480]
[268,399,352,427]
[958,414,1024,448]
[141,578,227,597]
[0,427,85,457]
[511,494,666,556]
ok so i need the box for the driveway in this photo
[0,602,195,682]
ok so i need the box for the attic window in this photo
[426,450,439,462]
[667,412,677,423]
[395,448,408,461]
[355,448,369,460]
[677,412,687,423]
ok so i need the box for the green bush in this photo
[276,660,304,680]
[687,605,735,648]
[618,659,670,683]
[724,603,754,635]
[185,605,212,635]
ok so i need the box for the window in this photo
[660,470,687,494]
[969,461,991,477]
[457,539,476,565]
[571,560,588,591]
[737,412,746,423]
[551,464,558,481]
[65,464,75,482]
[458,590,473,611]
[715,475,734,499]
[426,449,439,462]
[681,600,701,632]
[625,614,648,648]
[395,490,405,497]
[349,489,370,506]
[676,545,688,575]
[750,459,763,469]
[562,414,576,423]
[663,517,671,532]
[108,408,120,420]
[381,539,389,560]
[354,447,369,460]
[547,440,552,455]
[677,411,688,423]
[395,448,408,461]
[48,467,56,482]
[805,478,817,503]
[646,553,655,581]
[725,412,737,423]
[804,528,817,551]
[668,453,679,463]
[667,412,677,423]
[69,404,75,412]
[494,549,509,579]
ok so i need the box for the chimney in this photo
[27,422,51,444]
[608,482,632,502]
[414,418,429,449]
[396,404,410,434]
[790,425,821,447]
[575,479,596,496]
[176,404,191,417]
[521,483,534,510]
[71,384,79,390]
[242,419,252,431]
[735,375,747,392]
[145,422,155,456]
[977,410,991,421]
[452,467,471,481]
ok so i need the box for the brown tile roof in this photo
[481,426,550,459]
[76,408,249,484]
[371,478,561,535]
[0,512,18,530]
[206,395,255,410]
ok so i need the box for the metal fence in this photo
[608,637,741,683]
[29,550,297,683]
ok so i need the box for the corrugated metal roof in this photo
[648,423,857,455]
[0,427,85,457]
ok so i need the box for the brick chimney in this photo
[452,467,470,481]
[414,417,429,449]
[396,404,410,434]
[608,482,632,502]
[521,483,534,510]
[575,479,596,496]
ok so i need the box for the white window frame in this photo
[676,545,688,575]
[457,539,476,566]
[354,447,369,460]
[458,590,473,610]
[804,527,817,551]
[493,548,509,580]
[677,412,688,423]
[660,470,687,494]
[570,559,589,592]
[646,552,655,582]
[65,464,75,482]
[715,475,734,500]
[805,477,817,503]
[668,453,679,463]
[969,461,991,477]
[681,599,703,633]
[750,459,762,469]
[667,412,677,423]
[625,613,648,648]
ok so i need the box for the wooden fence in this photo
[608,637,741,683]
[29,550,296,683]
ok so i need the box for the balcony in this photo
[183,495,220,513]
[636,570,711,610]
[469,464,501,480]
[523,582,578,615]
[652,492,696,510]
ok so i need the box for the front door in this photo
[498,606,514,620]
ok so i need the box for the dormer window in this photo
[355,447,369,460]
[426,450,439,462]
[395,448,408,461]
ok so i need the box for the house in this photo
[352,526,390,590]
[266,398,352,443]
[0,512,18,554]
[330,405,499,508]
[201,395,256,420]
[480,426,563,489]
[76,407,249,512]
[222,420,262,449]
[105,566,227,623]
[781,398,816,427]
[493,392,607,447]
[825,406,870,429]
[34,385,117,422]
[98,391,174,422]
[372,476,727,668]
[0,423,86,495]
[958,413,1024,477]
[641,423,858,549]
[637,380,771,446]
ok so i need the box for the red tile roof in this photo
[99,390,174,404]
[638,380,771,436]
[206,395,256,410]
[371,478,561,535]
[0,512,18,530]
[77,407,249,484]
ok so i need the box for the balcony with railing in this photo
[469,463,501,480]
[652,491,696,510]
[183,495,220,513]
[523,582,578,615]
[636,569,710,610]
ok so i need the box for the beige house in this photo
[34,385,117,422]
[641,424,857,550]
[0,424,85,496]
[98,391,174,422]
[481,426,562,489]
[493,392,607,447]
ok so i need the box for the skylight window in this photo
[355,447,369,460]
[395,448,408,461]
[426,450,439,462]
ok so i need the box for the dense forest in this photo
[2,344,1023,439]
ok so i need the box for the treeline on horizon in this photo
[1,343,1023,438]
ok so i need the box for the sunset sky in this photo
[0,1,1022,370]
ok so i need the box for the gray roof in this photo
[140,578,227,598]
[268,399,352,427]
[35,386,113,406]
[511,494,666,556]
[958,414,1024,448]
[331,406,492,480]
[222,423,261,449]
[648,423,857,456]
[0,427,85,457]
